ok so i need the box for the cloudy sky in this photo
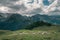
[0,0,60,16]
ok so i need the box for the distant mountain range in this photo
[0,13,60,30]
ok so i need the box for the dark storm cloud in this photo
[0,0,27,13]
[8,4,27,11]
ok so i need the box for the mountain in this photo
[0,13,60,30]
[31,14,60,24]
[0,13,30,30]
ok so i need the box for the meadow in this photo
[0,26,60,40]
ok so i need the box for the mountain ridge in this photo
[0,13,60,30]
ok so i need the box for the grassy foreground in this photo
[0,26,60,40]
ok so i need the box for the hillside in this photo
[0,13,60,30]
[0,13,52,30]
[0,13,60,40]
[0,29,60,40]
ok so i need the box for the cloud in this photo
[16,0,59,15]
[0,0,59,16]
[0,6,11,13]
[43,0,58,13]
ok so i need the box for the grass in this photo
[0,26,60,40]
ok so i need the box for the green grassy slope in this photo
[0,26,60,40]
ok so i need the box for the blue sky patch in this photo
[43,0,50,5]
